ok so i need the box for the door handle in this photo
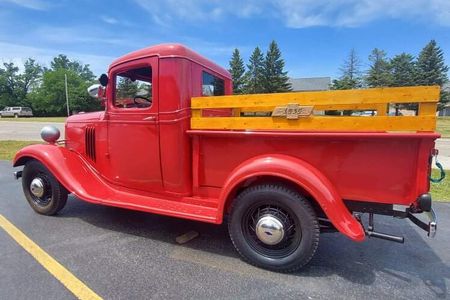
[143,116,156,121]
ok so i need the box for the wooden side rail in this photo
[191,86,440,132]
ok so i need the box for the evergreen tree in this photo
[416,40,449,86]
[263,40,292,93]
[389,53,416,87]
[366,48,392,87]
[244,47,265,94]
[228,49,246,94]
[332,49,363,90]
[416,40,449,110]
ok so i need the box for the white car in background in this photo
[0,107,33,118]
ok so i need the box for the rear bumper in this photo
[408,207,437,238]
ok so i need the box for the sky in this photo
[0,0,449,79]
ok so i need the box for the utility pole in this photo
[65,73,70,116]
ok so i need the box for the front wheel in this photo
[22,160,68,215]
[228,184,319,272]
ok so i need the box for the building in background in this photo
[288,77,331,92]
[438,82,450,116]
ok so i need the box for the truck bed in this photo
[190,130,438,205]
[189,86,441,206]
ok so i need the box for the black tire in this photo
[22,160,68,215]
[228,184,319,272]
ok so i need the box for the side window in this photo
[202,71,224,96]
[114,67,152,109]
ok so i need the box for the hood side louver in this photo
[85,126,96,162]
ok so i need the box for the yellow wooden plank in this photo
[376,104,387,116]
[232,108,241,117]
[191,110,201,117]
[191,86,440,109]
[191,115,436,131]
[418,103,437,116]
[237,103,388,113]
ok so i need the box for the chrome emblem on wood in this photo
[272,103,314,119]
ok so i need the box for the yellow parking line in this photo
[0,214,102,300]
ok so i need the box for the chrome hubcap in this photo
[30,178,45,198]
[255,215,285,245]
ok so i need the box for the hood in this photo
[67,111,105,123]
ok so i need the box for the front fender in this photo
[218,154,365,242]
[13,144,110,203]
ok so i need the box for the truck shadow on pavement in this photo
[60,196,449,298]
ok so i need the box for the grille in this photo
[85,126,96,162]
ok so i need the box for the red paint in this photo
[13,44,439,242]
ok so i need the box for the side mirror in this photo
[87,84,102,98]
[99,74,108,86]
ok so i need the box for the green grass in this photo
[437,117,450,138]
[0,117,66,122]
[430,168,450,202]
[0,140,41,161]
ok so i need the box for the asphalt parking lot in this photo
[1,160,449,299]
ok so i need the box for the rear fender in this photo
[218,154,365,242]
[13,144,110,203]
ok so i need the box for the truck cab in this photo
[66,44,232,196]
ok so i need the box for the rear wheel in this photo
[228,184,319,272]
[22,160,68,215]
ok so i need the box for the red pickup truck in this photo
[13,44,443,272]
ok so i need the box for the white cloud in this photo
[0,0,50,10]
[133,0,450,28]
[32,26,128,45]
[100,15,119,25]
[275,0,450,28]
[133,0,263,26]
[0,42,114,75]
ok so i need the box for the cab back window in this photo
[202,71,224,96]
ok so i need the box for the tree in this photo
[0,62,20,108]
[228,49,246,94]
[50,54,95,81]
[366,48,392,87]
[416,40,449,86]
[332,49,363,90]
[0,60,43,108]
[116,77,138,99]
[416,40,449,110]
[389,53,416,87]
[263,40,291,93]
[244,47,265,94]
[18,59,43,105]
[29,55,99,116]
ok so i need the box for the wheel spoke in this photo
[242,202,301,259]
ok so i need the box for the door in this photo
[4,107,12,117]
[106,56,162,193]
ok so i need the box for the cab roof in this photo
[110,43,230,79]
